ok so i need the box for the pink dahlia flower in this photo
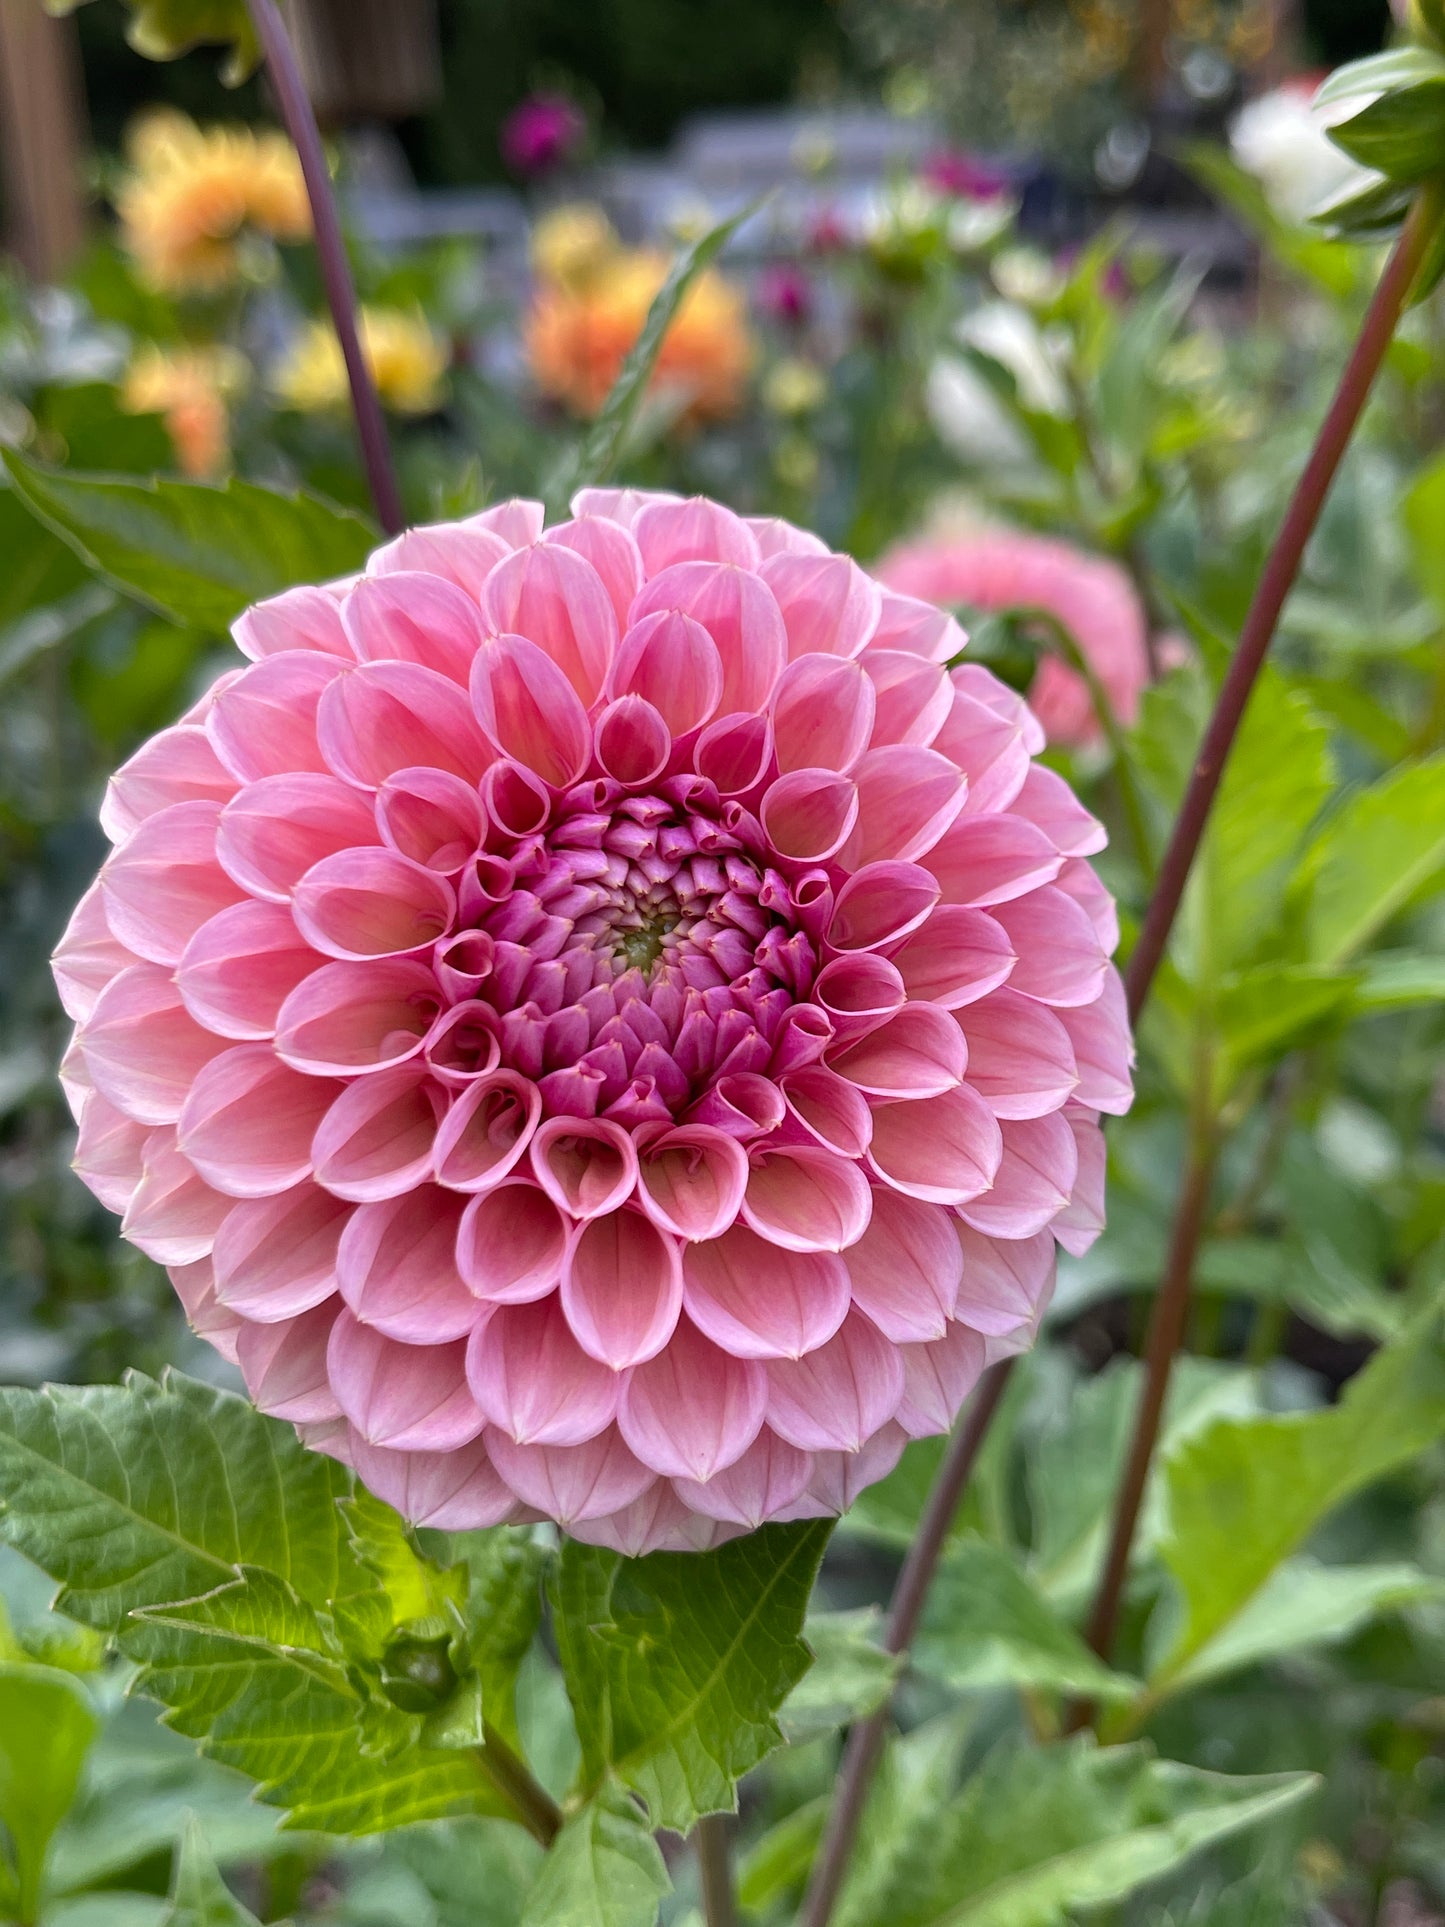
[55,492,1132,1555]
[880,529,1151,749]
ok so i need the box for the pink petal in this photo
[863,651,953,748]
[780,1065,873,1160]
[237,1303,342,1422]
[867,589,961,662]
[827,860,939,953]
[80,963,228,1125]
[480,759,553,841]
[1055,856,1120,953]
[318,659,493,790]
[866,1084,1002,1205]
[177,900,320,1040]
[925,813,1063,907]
[954,1224,1055,1337]
[594,695,670,788]
[366,522,510,598]
[169,1255,243,1362]
[761,769,859,864]
[101,724,238,843]
[633,496,761,573]
[770,654,875,775]
[958,1111,1078,1239]
[812,953,906,1042]
[423,998,502,1085]
[328,1312,483,1450]
[52,882,132,1024]
[1057,969,1134,1115]
[889,904,1015,1009]
[545,516,645,628]
[471,632,591,788]
[212,1182,350,1320]
[990,885,1109,1008]
[217,772,379,902]
[935,686,1030,816]
[673,1426,812,1526]
[619,1316,766,1480]
[485,1425,653,1523]
[609,610,723,737]
[376,766,486,875]
[956,988,1078,1118]
[311,1064,445,1201]
[571,486,679,529]
[457,1178,568,1303]
[844,1188,960,1342]
[828,1003,966,1097]
[566,1482,696,1557]
[1010,763,1107,856]
[482,542,616,705]
[796,1423,909,1513]
[178,1044,343,1197]
[683,1224,850,1359]
[683,1071,787,1140]
[635,1124,748,1240]
[275,959,442,1076]
[561,1208,683,1367]
[349,1431,523,1529]
[896,1322,987,1437]
[342,570,486,684]
[630,561,786,714]
[233,583,351,661]
[745,515,829,560]
[742,1143,872,1252]
[695,711,774,797]
[759,551,881,660]
[764,1308,904,1451]
[842,746,968,869]
[101,800,246,967]
[1052,1108,1107,1257]
[952,662,1045,754]
[337,1185,479,1341]
[122,1130,231,1264]
[73,1089,149,1212]
[433,1069,541,1191]
[466,499,545,547]
[208,651,341,780]
[293,847,455,961]
[466,1295,619,1443]
[531,1116,638,1219]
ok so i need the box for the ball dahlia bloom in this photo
[55,492,1132,1554]
[880,527,1150,749]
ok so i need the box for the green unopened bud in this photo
[379,1622,459,1713]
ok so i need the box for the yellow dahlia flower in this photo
[120,344,249,478]
[273,306,449,417]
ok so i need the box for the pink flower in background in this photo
[501,94,585,178]
[757,264,813,328]
[880,529,1151,748]
[55,493,1132,1554]
[921,150,1013,202]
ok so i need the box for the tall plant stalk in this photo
[794,194,1441,1927]
[245,0,404,535]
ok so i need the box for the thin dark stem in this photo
[245,0,403,535]
[695,1812,739,1927]
[1123,197,1438,1025]
[472,1721,564,1847]
[798,1359,1015,1927]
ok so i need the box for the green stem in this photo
[471,1721,563,1847]
[695,1812,739,1927]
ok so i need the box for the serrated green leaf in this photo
[778,1608,900,1743]
[551,1521,830,1832]
[1213,965,1356,1097]
[1329,81,1445,183]
[161,1814,262,1927]
[518,1782,669,1927]
[1152,1320,1445,1685]
[450,1528,551,1750]
[915,1537,1136,1703]
[1299,754,1445,965]
[46,0,259,83]
[0,1661,99,1920]
[2,450,375,634]
[545,200,762,510]
[835,1736,1316,1927]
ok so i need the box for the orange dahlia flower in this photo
[120,344,249,478]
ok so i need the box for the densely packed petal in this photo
[58,493,1133,1552]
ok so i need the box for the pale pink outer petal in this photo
[233,584,351,661]
[482,542,617,706]
[765,1308,905,1452]
[101,724,238,844]
[328,1311,483,1450]
[470,633,592,788]
[73,1090,149,1213]
[863,651,953,749]
[170,1256,244,1363]
[634,1125,749,1241]
[990,885,1109,1008]
[343,570,487,684]
[208,651,341,781]
[957,1111,1078,1239]
[53,882,133,1024]
[212,1182,350,1321]
[629,561,787,715]
[741,1143,873,1253]
[954,1225,1056,1337]
[673,1426,813,1527]
[843,1189,960,1342]
[366,522,510,598]
[311,1065,444,1201]
[896,1323,988,1437]
[572,486,680,528]
[485,1425,655,1525]
[348,1432,526,1528]
[80,963,229,1125]
[769,654,876,775]
[565,1480,699,1556]
[781,1064,873,1160]
[925,812,1063,908]
[177,900,320,1040]
[338,1185,479,1341]
[843,745,968,869]
[956,988,1078,1119]
[889,905,1015,1010]
[793,1422,909,1515]
[545,516,645,629]
[101,800,246,967]
[377,767,486,874]
[274,959,442,1077]
[236,1302,342,1422]
[1052,1108,1108,1257]
[1057,969,1134,1114]
[759,551,881,661]
[683,1224,851,1360]
[317,659,493,790]
[618,1316,767,1481]
[866,1084,1002,1206]
[466,499,545,547]
[827,861,939,953]
[178,1045,343,1197]
[121,1130,231,1264]
[561,1209,683,1368]
[609,611,724,737]
[466,1295,619,1444]
[633,496,761,573]
[457,1178,568,1303]
[216,773,379,903]
[744,514,829,560]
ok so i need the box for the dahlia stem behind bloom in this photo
[56,488,1132,1556]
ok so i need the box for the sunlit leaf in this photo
[517,1782,669,1927]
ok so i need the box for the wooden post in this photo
[0,0,88,279]
[281,0,441,128]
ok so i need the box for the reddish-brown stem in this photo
[695,1812,739,1927]
[798,1360,1015,1927]
[246,0,404,536]
[1123,197,1436,1025]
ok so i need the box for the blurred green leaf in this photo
[915,1537,1136,1703]
[1213,965,1356,1096]
[1183,145,1358,294]
[518,1781,669,1927]
[1315,46,1445,112]
[1329,82,1445,184]
[551,1522,829,1832]
[1298,754,1445,965]
[0,582,116,689]
[778,1608,900,1743]
[1404,450,1445,613]
[2,450,375,634]
[1352,948,1445,1009]
[44,0,260,83]
[0,1661,99,1921]
[160,1815,262,1927]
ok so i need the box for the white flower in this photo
[1229,82,1378,224]
[927,299,1070,469]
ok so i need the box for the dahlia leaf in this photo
[448,1528,551,1751]
[1406,450,1445,614]
[832,1735,1316,1927]
[1297,753,1445,966]
[517,1781,670,1927]
[0,1662,99,1924]
[161,1815,263,1927]
[1352,948,1445,1010]
[1,450,375,635]
[0,1371,359,1629]
[914,1537,1137,1703]
[1149,1319,1445,1688]
[132,1567,497,1835]
[1212,964,1357,1097]
[43,0,260,85]
[551,1520,831,1832]
[777,1608,900,1743]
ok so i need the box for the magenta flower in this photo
[55,493,1132,1554]
[757,265,813,328]
[921,150,1013,202]
[501,94,585,178]
[880,529,1151,749]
